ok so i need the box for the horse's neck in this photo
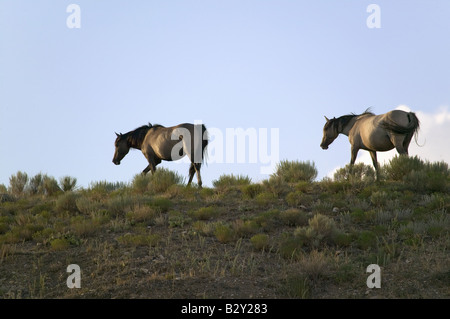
[126,135,144,150]
[339,117,358,136]
[126,127,151,150]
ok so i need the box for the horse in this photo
[113,123,209,187]
[320,109,420,178]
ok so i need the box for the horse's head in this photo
[320,116,339,150]
[112,132,130,165]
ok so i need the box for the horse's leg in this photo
[350,146,359,165]
[391,135,408,155]
[348,146,359,177]
[187,163,202,188]
[194,163,202,188]
[402,133,414,155]
[142,162,157,175]
[142,165,152,175]
[369,151,380,180]
[142,157,158,175]
[187,163,195,186]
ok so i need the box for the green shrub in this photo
[43,176,63,196]
[307,213,337,238]
[333,163,375,183]
[190,206,220,220]
[253,209,281,230]
[60,176,77,192]
[383,156,449,192]
[1,227,33,243]
[55,192,80,213]
[280,209,309,227]
[232,219,260,237]
[29,173,45,195]
[212,174,251,190]
[370,191,389,207]
[295,181,313,192]
[279,236,304,259]
[132,168,184,194]
[132,174,151,194]
[199,187,215,198]
[294,213,339,248]
[282,274,310,298]
[75,197,102,215]
[333,232,352,247]
[399,214,449,240]
[117,233,161,246]
[406,161,449,193]
[89,180,127,194]
[262,176,290,197]
[0,222,9,234]
[255,192,278,207]
[107,195,133,216]
[214,224,235,243]
[192,221,217,236]
[50,238,71,250]
[70,217,100,237]
[250,234,269,250]
[153,168,185,193]
[9,171,28,196]
[356,230,377,250]
[297,250,330,281]
[350,209,376,224]
[286,191,314,207]
[126,206,158,223]
[149,197,173,213]
[272,160,318,183]
[242,183,263,199]
[32,228,56,244]
[168,210,191,228]
[333,263,358,284]
[383,155,425,181]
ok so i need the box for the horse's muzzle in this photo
[320,144,328,150]
[113,159,121,165]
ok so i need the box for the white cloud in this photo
[356,105,450,168]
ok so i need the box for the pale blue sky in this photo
[1,1,449,188]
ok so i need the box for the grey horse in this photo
[113,123,208,187]
[320,109,420,177]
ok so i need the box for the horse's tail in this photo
[201,124,209,165]
[408,112,421,146]
[382,111,421,146]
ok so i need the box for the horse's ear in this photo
[115,132,122,137]
[324,116,330,122]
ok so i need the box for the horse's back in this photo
[383,110,411,127]
[143,123,207,162]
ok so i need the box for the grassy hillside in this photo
[0,156,448,299]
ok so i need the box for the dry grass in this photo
[0,163,449,299]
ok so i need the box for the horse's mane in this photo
[121,124,152,149]
[346,108,374,118]
[328,109,375,131]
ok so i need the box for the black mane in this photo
[120,124,152,149]
[327,109,375,131]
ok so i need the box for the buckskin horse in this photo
[113,123,208,187]
[320,109,420,177]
